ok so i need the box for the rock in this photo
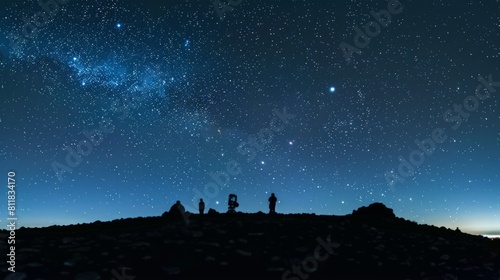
[75,271,101,280]
[163,239,185,245]
[62,237,76,244]
[440,254,450,260]
[146,231,161,238]
[200,242,220,247]
[129,242,150,247]
[119,233,138,239]
[68,246,91,252]
[351,202,396,219]
[4,273,28,280]
[191,231,203,238]
[207,208,219,215]
[236,250,252,257]
[401,261,411,267]
[18,248,41,253]
[270,256,281,262]
[295,246,308,252]
[162,267,181,275]
[98,235,116,242]
[267,267,285,272]
[26,262,43,268]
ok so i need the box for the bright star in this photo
[116,23,122,28]
[329,86,336,93]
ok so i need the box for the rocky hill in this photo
[1,203,499,280]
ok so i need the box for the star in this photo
[116,23,122,28]
[329,86,336,93]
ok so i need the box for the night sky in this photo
[0,0,498,235]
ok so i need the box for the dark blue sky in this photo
[0,0,498,235]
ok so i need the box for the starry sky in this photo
[0,0,498,235]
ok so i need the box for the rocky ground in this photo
[1,203,500,280]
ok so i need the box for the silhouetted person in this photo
[199,198,205,215]
[169,200,185,218]
[268,193,277,214]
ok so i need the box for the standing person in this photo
[268,193,277,214]
[199,198,205,215]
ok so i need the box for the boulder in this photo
[352,203,396,219]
